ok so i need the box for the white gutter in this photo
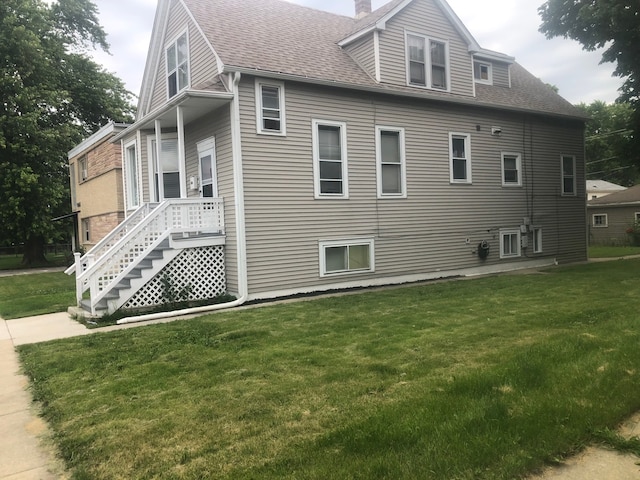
[117,72,248,325]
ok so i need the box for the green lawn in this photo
[0,252,70,270]
[18,259,640,479]
[0,272,75,319]
[589,245,640,258]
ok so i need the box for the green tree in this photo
[539,1,640,150]
[0,0,134,265]
[577,100,639,186]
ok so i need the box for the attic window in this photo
[406,33,449,91]
[473,61,492,84]
[166,32,189,98]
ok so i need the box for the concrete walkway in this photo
[1,308,640,478]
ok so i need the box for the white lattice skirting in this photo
[123,246,226,309]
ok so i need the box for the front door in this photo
[197,138,217,198]
[151,137,181,201]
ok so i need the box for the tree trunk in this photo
[22,235,47,266]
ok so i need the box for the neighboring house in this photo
[588,184,640,246]
[68,0,587,317]
[586,180,626,201]
[68,122,128,251]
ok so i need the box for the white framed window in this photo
[255,79,286,135]
[376,126,406,198]
[78,155,88,182]
[500,229,521,259]
[406,32,449,91]
[449,133,471,183]
[473,61,492,84]
[312,119,348,199]
[635,212,640,222]
[166,31,189,98]
[82,218,90,243]
[319,238,375,276]
[592,214,608,227]
[124,140,140,209]
[561,155,576,196]
[533,227,543,253]
[502,152,522,187]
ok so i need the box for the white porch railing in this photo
[65,203,160,275]
[71,198,224,315]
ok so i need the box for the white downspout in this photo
[117,72,248,325]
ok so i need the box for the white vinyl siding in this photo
[561,155,576,196]
[449,133,471,183]
[502,152,522,187]
[319,239,374,276]
[500,229,521,258]
[255,79,286,136]
[405,32,449,91]
[166,30,189,99]
[376,126,406,198]
[236,78,586,298]
[312,119,348,199]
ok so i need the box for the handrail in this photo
[75,198,224,315]
[65,203,159,275]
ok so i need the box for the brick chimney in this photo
[355,0,372,19]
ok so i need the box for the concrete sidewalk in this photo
[1,309,639,479]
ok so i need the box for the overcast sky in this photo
[89,0,622,105]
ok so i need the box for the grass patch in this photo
[589,245,640,258]
[18,260,640,479]
[0,253,70,270]
[0,272,75,319]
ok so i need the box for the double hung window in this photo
[256,80,286,135]
[561,155,576,196]
[313,120,348,198]
[376,127,406,197]
[406,33,449,90]
[449,133,471,183]
[166,32,189,98]
[502,153,522,186]
[78,156,88,182]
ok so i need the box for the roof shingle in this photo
[181,0,585,119]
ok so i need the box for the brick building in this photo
[68,122,129,251]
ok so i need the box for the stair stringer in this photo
[104,247,183,315]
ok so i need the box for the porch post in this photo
[177,105,187,198]
[154,120,163,201]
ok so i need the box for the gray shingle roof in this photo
[588,184,640,206]
[181,0,585,120]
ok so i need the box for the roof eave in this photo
[224,66,587,122]
[113,90,234,142]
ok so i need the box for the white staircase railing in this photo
[65,203,160,275]
[72,199,224,315]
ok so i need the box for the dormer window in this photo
[406,33,449,91]
[473,61,492,84]
[166,32,189,98]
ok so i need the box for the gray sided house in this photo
[68,0,587,318]
[588,184,640,246]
